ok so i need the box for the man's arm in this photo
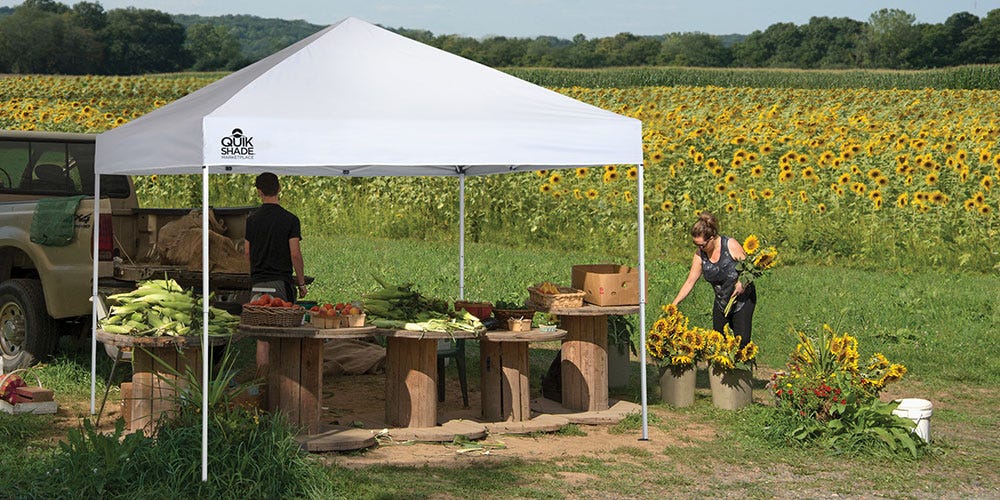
[289,237,306,297]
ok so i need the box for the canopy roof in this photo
[96,17,642,177]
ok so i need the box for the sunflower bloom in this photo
[743,235,760,255]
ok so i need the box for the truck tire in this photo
[0,279,58,372]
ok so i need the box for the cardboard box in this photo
[571,264,646,306]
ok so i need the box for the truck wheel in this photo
[0,279,58,371]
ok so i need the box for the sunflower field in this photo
[2,72,998,273]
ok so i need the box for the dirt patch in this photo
[319,371,717,468]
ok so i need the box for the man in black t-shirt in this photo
[244,172,307,301]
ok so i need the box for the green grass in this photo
[1,233,997,497]
[302,235,1000,388]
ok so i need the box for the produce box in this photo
[455,301,493,320]
[571,264,646,306]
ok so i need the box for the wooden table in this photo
[479,329,565,422]
[95,330,229,435]
[376,329,481,428]
[528,303,640,412]
[238,324,376,434]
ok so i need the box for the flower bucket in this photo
[659,366,695,407]
[709,367,752,410]
[892,398,933,443]
[608,343,630,389]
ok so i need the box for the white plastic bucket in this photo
[892,398,933,442]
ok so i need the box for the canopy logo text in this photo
[220,128,254,160]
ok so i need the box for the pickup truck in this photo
[0,130,253,371]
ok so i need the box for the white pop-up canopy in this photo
[92,17,650,480]
[96,17,640,175]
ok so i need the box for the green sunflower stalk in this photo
[724,234,778,316]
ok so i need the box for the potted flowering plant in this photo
[703,326,758,410]
[646,304,705,407]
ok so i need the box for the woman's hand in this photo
[732,280,744,298]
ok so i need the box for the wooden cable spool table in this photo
[94,330,229,434]
[375,328,481,428]
[479,328,565,422]
[527,303,640,412]
[237,324,376,434]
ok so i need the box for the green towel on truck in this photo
[30,195,87,247]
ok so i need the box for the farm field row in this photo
[3,73,996,272]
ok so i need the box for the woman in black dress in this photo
[670,211,756,349]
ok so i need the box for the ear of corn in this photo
[98,278,237,337]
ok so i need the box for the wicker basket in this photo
[240,305,306,327]
[527,285,585,310]
[494,308,535,327]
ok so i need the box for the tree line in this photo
[1,0,998,76]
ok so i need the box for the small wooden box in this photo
[508,318,532,332]
[346,313,366,327]
[14,386,53,402]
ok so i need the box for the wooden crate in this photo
[0,369,57,415]
[129,345,202,435]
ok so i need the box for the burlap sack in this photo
[323,339,386,377]
[156,209,249,273]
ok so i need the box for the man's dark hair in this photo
[255,172,280,196]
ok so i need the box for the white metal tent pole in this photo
[637,163,649,441]
[201,166,210,481]
[458,173,466,300]
[90,173,101,414]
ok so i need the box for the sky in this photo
[2,0,998,38]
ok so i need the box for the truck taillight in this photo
[98,213,113,261]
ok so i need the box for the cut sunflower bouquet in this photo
[724,234,779,316]
[645,304,706,373]
[702,325,758,372]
